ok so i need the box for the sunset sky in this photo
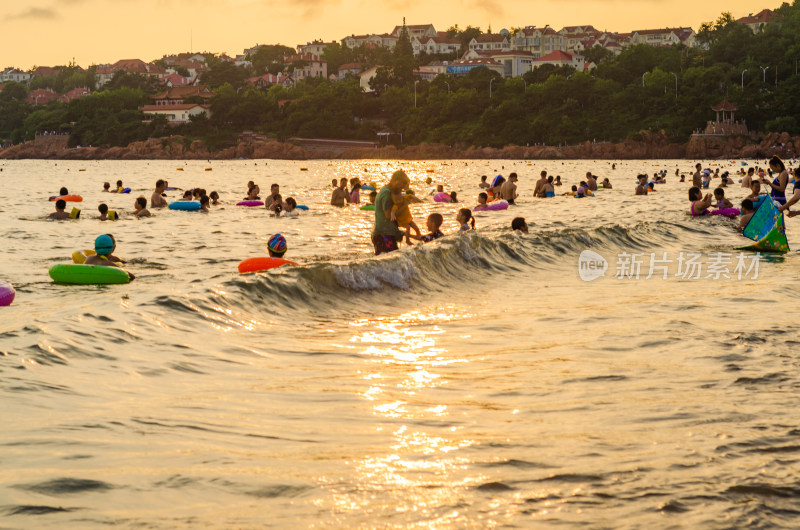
[1,0,774,68]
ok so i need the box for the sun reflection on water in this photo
[326,308,494,525]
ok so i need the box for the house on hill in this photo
[469,34,510,52]
[140,103,211,124]
[59,87,92,102]
[26,88,59,105]
[151,85,214,105]
[531,50,589,72]
[630,28,695,47]
[737,9,774,33]
[511,27,568,58]
[390,24,437,39]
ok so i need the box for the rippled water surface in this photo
[2,158,800,528]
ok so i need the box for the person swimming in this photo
[457,208,475,232]
[511,217,528,233]
[688,186,713,216]
[267,233,288,258]
[85,234,135,280]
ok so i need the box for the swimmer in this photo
[116,180,124,193]
[635,175,648,196]
[244,185,259,201]
[742,167,755,188]
[98,203,118,221]
[692,163,702,187]
[410,213,445,242]
[554,176,562,187]
[511,217,528,233]
[151,180,168,208]
[746,180,762,201]
[49,199,70,219]
[601,177,612,189]
[267,233,287,258]
[265,183,282,210]
[701,170,712,189]
[85,234,134,280]
[199,195,210,211]
[647,182,656,193]
[182,190,193,201]
[368,191,377,205]
[283,197,299,217]
[449,191,458,203]
[476,192,490,209]
[457,208,475,232]
[563,185,578,197]
[209,191,220,205]
[405,189,423,204]
[500,173,518,204]
[713,188,733,209]
[350,178,361,204]
[268,194,283,214]
[688,186,713,216]
[331,178,349,207]
[762,155,789,206]
[739,199,755,230]
[102,182,110,192]
[59,186,68,197]
[544,176,555,197]
[134,197,151,217]
[586,172,598,191]
[534,171,548,197]
[479,175,490,189]
[490,175,505,199]
[576,181,590,198]
[330,178,338,188]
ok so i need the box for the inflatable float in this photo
[0,281,15,306]
[360,204,375,211]
[238,257,296,274]
[711,208,740,218]
[474,200,509,212]
[296,205,309,211]
[49,264,131,285]
[49,195,83,202]
[237,200,264,207]
[117,187,131,194]
[434,192,452,203]
[168,201,201,211]
[72,249,96,264]
[361,185,376,191]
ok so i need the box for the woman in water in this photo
[761,155,789,206]
[372,170,410,255]
[544,176,555,197]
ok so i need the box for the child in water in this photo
[209,191,220,205]
[84,234,135,280]
[457,208,475,231]
[103,182,110,192]
[199,195,210,211]
[688,186,713,216]
[739,199,755,231]
[98,203,117,220]
[49,199,70,219]
[283,197,299,217]
[410,213,445,243]
[511,217,528,233]
[267,233,287,258]
[391,190,422,245]
[713,188,733,209]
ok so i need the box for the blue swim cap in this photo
[95,234,114,255]
[267,233,287,255]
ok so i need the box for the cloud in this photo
[8,7,60,20]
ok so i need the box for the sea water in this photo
[2,159,800,528]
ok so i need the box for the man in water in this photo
[265,183,283,210]
[533,171,548,198]
[372,170,409,255]
[635,175,648,195]
[151,180,168,208]
[500,173,518,204]
[49,199,70,219]
[586,172,598,191]
[692,163,702,188]
[742,167,755,189]
[331,178,349,207]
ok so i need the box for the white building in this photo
[511,27,568,58]
[531,50,588,72]
[0,68,31,83]
[141,104,211,124]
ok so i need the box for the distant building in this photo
[630,28,695,47]
[151,85,214,106]
[141,103,211,124]
[245,74,293,89]
[359,66,382,92]
[413,68,438,81]
[31,66,62,78]
[390,24,437,40]
[94,59,166,88]
[336,63,364,80]
[297,40,337,56]
[445,58,504,77]
[59,87,92,103]
[511,27,568,58]
[413,35,461,56]
[0,68,31,83]
[531,50,588,72]
[469,34,511,52]
[737,9,774,34]
[342,34,398,50]
[26,88,59,105]
[285,53,327,80]
[461,50,535,77]
[161,73,193,87]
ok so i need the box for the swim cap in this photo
[95,234,114,255]
[267,233,287,255]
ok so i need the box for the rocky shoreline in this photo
[1,130,797,161]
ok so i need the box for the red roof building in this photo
[26,88,59,105]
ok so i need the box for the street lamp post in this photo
[642,72,649,87]
[741,69,747,90]
[414,80,419,108]
[759,65,769,83]
[489,78,495,98]
[670,72,677,98]
[444,81,450,95]
[523,79,527,91]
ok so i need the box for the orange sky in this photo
[1,0,774,68]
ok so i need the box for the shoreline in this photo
[1,130,797,161]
